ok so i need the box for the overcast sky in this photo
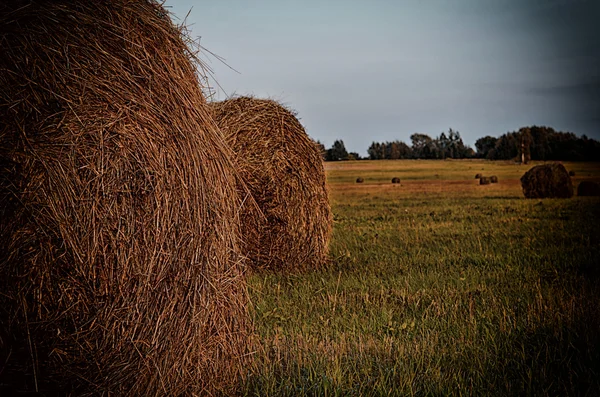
[167,0,599,156]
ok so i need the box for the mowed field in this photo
[243,160,600,396]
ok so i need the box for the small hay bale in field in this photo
[480,177,491,185]
[490,175,499,183]
[209,97,332,271]
[475,173,482,179]
[577,181,600,196]
[569,170,576,176]
[356,177,364,183]
[520,163,574,198]
[392,177,401,184]
[0,1,249,395]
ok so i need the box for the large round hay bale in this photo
[577,181,600,196]
[356,177,365,183]
[490,175,499,183]
[391,177,401,184]
[520,163,574,198]
[480,177,491,185]
[0,1,249,395]
[209,97,332,271]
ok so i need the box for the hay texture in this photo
[356,177,364,183]
[520,163,574,198]
[479,177,491,185]
[0,1,249,395]
[578,181,600,196]
[391,177,401,184]
[490,176,499,183]
[210,97,332,271]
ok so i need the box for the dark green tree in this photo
[326,140,349,161]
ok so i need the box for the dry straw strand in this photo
[0,1,250,395]
[209,97,332,272]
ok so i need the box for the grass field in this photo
[243,160,600,396]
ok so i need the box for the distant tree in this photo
[519,128,532,164]
[368,142,385,160]
[447,128,466,159]
[348,152,362,160]
[492,132,520,160]
[410,133,436,159]
[475,136,498,159]
[326,140,349,161]
[315,140,327,160]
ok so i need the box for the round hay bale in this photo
[520,163,574,198]
[569,170,576,177]
[209,97,332,271]
[391,177,401,184]
[0,1,249,395]
[577,181,600,196]
[490,175,499,183]
[479,177,491,185]
[356,177,364,183]
[475,173,482,179]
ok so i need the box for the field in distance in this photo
[244,159,600,396]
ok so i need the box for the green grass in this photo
[243,160,600,396]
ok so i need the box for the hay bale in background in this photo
[391,177,401,184]
[520,163,574,198]
[356,177,364,183]
[475,173,482,179]
[209,97,332,271]
[578,181,600,196]
[490,176,499,183]
[480,177,491,185]
[569,170,576,177]
[0,1,249,395]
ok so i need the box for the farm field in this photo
[243,159,600,396]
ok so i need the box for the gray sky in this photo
[167,0,600,156]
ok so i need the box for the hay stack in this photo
[0,1,249,395]
[475,173,482,179]
[210,97,332,271]
[520,163,574,198]
[356,177,365,183]
[391,177,401,184]
[480,177,491,185]
[569,170,576,177]
[490,175,499,183]
[578,181,600,196]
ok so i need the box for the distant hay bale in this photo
[577,181,600,196]
[391,177,401,184]
[209,97,332,271]
[490,175,499,183]
[475,173,482,179]
[0,1,249,395]
[569,170,576,177]
[480,177,491,185]
[356,177,365,183]
[520,163,574,198]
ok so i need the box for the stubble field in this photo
[243,159,600,396]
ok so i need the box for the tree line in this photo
[319,126,600,162]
